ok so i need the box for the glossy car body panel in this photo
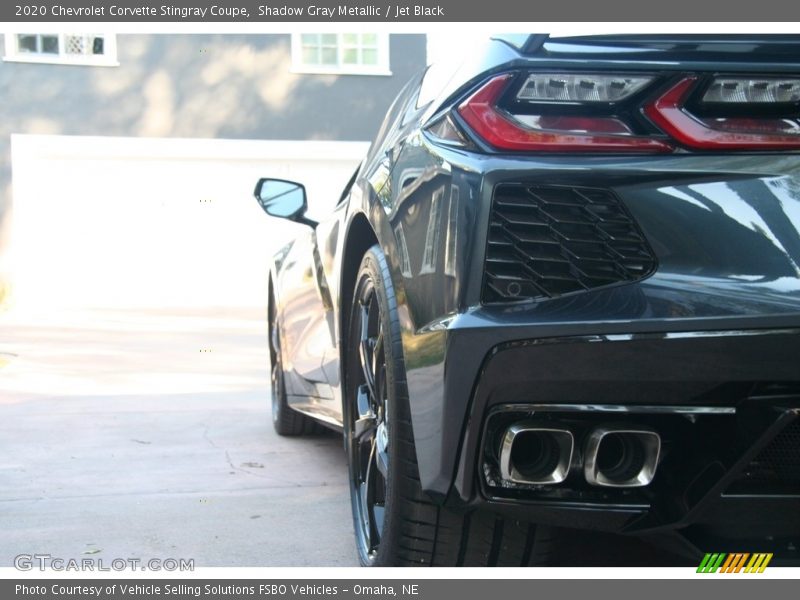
[380,130,800,489]
[265,35,800,548]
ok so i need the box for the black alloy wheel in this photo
[347,256,390,563]
[345,245,556,566]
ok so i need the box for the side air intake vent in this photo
[483,184,657,303]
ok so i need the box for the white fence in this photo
[6,134,368,310]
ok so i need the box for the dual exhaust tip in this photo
[498,421,661,488]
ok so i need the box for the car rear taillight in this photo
[515,73,654,103]
[701,77,800,104]
[644,77,800,150]
[445,71,800,154]
[456,73,672,153]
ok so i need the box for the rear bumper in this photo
[411,314,800,496]
[390,141,800,551]
[452,325,799,530]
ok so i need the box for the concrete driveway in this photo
[0,305,698,568]
[0,306,357,567]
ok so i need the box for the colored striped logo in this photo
[697,553,773,573]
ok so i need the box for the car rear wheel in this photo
[269,293,324,436]
[345,245,555,566]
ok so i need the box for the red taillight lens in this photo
[644,77,800,150]
[456,74,673,153]
[512,115,634,135]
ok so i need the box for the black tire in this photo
[269,292,325,436]
[344,245,555,566]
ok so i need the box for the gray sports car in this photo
[254,34,800,566]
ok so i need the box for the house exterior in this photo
[0,33,427,308]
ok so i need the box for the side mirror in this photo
[253,178,317,227]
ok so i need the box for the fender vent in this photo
[483,185,657,303]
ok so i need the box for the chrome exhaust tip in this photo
[499,422,574,485]
[583,426,661,488]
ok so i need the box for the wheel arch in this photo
[267,270,276,332]
[339,212,380,359]
[267,273,274,322]
[338,210,433,495]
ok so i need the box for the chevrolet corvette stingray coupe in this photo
[254,34,800,566]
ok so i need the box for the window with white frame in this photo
[3,34,118,66]
[291,33,390,75]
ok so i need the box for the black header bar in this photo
[3,0,800,22]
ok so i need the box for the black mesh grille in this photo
[483,185,657,303]
[729,419,800,495]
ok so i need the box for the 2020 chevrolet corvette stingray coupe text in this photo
[254,35,800,566]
